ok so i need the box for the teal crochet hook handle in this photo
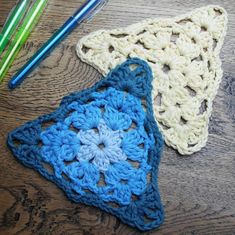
[0,0,30,55]
[0,0,48,84]
[8,0,108,89]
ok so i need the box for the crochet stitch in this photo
[75,5,228,155]
[8,58,164,231]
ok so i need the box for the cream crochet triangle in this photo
[76,5,228,155]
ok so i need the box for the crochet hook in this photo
[8,0,108,89]
[0,0,48,84]
[0,0,30,55]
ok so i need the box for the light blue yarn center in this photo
[77,119,127,171]
[40,87,154,205]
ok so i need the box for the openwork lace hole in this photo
[62,172,71,182]
[123,86,129,93]
[127,159,140,169]
[143,214,156,224]
[96,86,107,93]
[154,93,162,106]
[147,172,152,183]
[66,110,75,117]
[109,45,114,53]
[191,38,196,44]
[64,159,77,166]
[192,54,203,62]
[41,120,56,130]
[138,143,144,149]
[120,179,128,184]
[207,60,211,70]
[213,38,218,50]
[147,58,156,64]
[42,162,54,174]
[198,100,207,115]
[81,45,90,54]
[129,63,138,71]
[162,64,170,74]
[141,98,147,112]
[176,18,193,25]
[12,138,22,147]
[185,85,197,97]
[71,189,80,195]
[107,202,120,208]
[127,53,132,59]
[170,33,179,43]
[159,110,165,115]
[200,26,207,32]
[37,140,43,147]
[110,33,128,38]
[83,189,93,194]
[98,172,106,186]
[180,117,187,125]
[127,121,137,131]
[135,71,146,78]
[136,29,147,36]
[188,142,197,148]
[99,105,105,113]
[85,98,95,105]
[136,40,148,50]
[98,143,105,150]
[92,127,99,133]
[160,121,170,130]
[69,124,79,133]
[131,194,139,201]
[214,8,223,16]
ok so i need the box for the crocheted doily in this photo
[8,59,164,231]
[76,5,228,155]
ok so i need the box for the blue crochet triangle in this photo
[7,58,164,231]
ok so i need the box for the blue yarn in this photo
[76,118,128,171]
[7,58,164,231]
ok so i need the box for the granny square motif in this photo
[7,58,164,231]
[75,5,227,155]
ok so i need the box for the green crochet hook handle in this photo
[0,0,31,55]
[0,0,48,83]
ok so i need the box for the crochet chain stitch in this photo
[8,58,164,231]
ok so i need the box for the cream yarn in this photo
[76,5,227,155]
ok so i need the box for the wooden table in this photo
[0,0,234,234]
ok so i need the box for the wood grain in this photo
[0,0,235,234]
